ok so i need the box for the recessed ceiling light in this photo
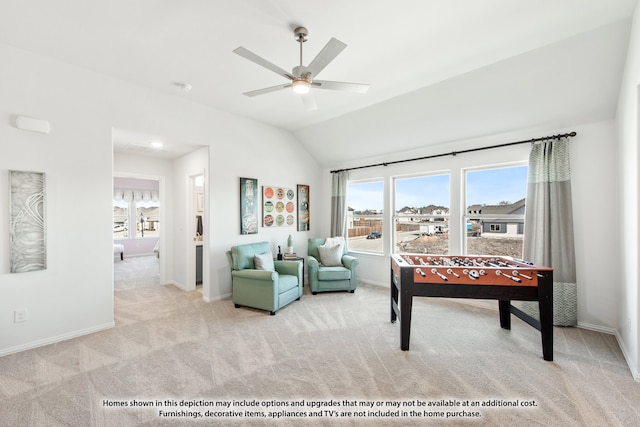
[174,82,192,92]
[150,141,164,149]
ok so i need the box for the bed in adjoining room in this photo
[114,243,124,260]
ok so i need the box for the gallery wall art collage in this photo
[239,178,309,235]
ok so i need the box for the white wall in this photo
[0,44,115,354]
[171,146,208,292]
[615,2,640,380]
[570,121,621,332]
[0,42,321,355]
[205,120,322,301]
[323,121,621,333]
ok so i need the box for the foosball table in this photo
[390,253,554,361]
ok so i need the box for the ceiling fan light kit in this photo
[292,79,311,94]
[233,25,369,106]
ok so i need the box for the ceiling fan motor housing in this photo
[292,65,310,80]
[294,26,308,42]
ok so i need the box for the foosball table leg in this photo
[399,284,414,350]
[391,270,398,323]
[402,273,414,350]
[499,300,511,329]
[538,272,554,361]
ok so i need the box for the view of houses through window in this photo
[347,180,384,253]
[346,164,528,258]
[113,179,161,240]
[394,173,450,254]
[113,199,160,239]
[113,200,129,238]
[464,165,528,258]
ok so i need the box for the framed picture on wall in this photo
[297,184,310,231]
[240,177,258,234]
[9,170,47,273]
[263,185,296,227]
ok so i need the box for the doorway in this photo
[112,174,165,289]
[187,172,205,291]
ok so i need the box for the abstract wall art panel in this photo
[9,170,46,273]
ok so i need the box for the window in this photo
[464,165,527,258]
[113,200,129,238]
[347,180,383,253]
[113,184,160,240]
[393,174,450,254]
[136,200,160,238]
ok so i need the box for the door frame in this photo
[112,172,166,284]
[186,170,207,292]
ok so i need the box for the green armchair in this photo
[227,241,303,315]
[307,237,359,294]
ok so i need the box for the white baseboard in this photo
[0,321,115,357]
[169,280,187,291]
[203,292,232,303]
[577,322,616,335]
[168,281,231,303]
[360,279,388,288]
[614,330,640,381]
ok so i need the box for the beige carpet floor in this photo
[113,255,160,290]
[1,277,638,426]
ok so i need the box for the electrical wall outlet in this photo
[14,308,28,323]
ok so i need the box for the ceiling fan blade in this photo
[233,46,293,80]
[306,38,347,78]
[312,80,370,94]
[300,93,318,111]
[242,83,291,97]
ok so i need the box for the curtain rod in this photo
[330,131,577,174]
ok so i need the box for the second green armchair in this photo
[307,237,359,294]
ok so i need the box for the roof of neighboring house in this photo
[467,198,525,214]
[396,205,449,215]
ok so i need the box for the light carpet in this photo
[113,255,160,290]
[0,282,638,426]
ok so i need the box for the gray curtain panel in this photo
[523,138,577,326]
[330,171,348,238]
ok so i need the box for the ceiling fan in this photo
[233,26,369,108]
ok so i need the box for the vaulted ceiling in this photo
[1,0,636,165]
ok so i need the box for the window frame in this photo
[114,198,161,240]
[346,178,385,255]
[462,162,528,257]
[113,200,130,239]
[134,199,161,239]
[392,172,451,255]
